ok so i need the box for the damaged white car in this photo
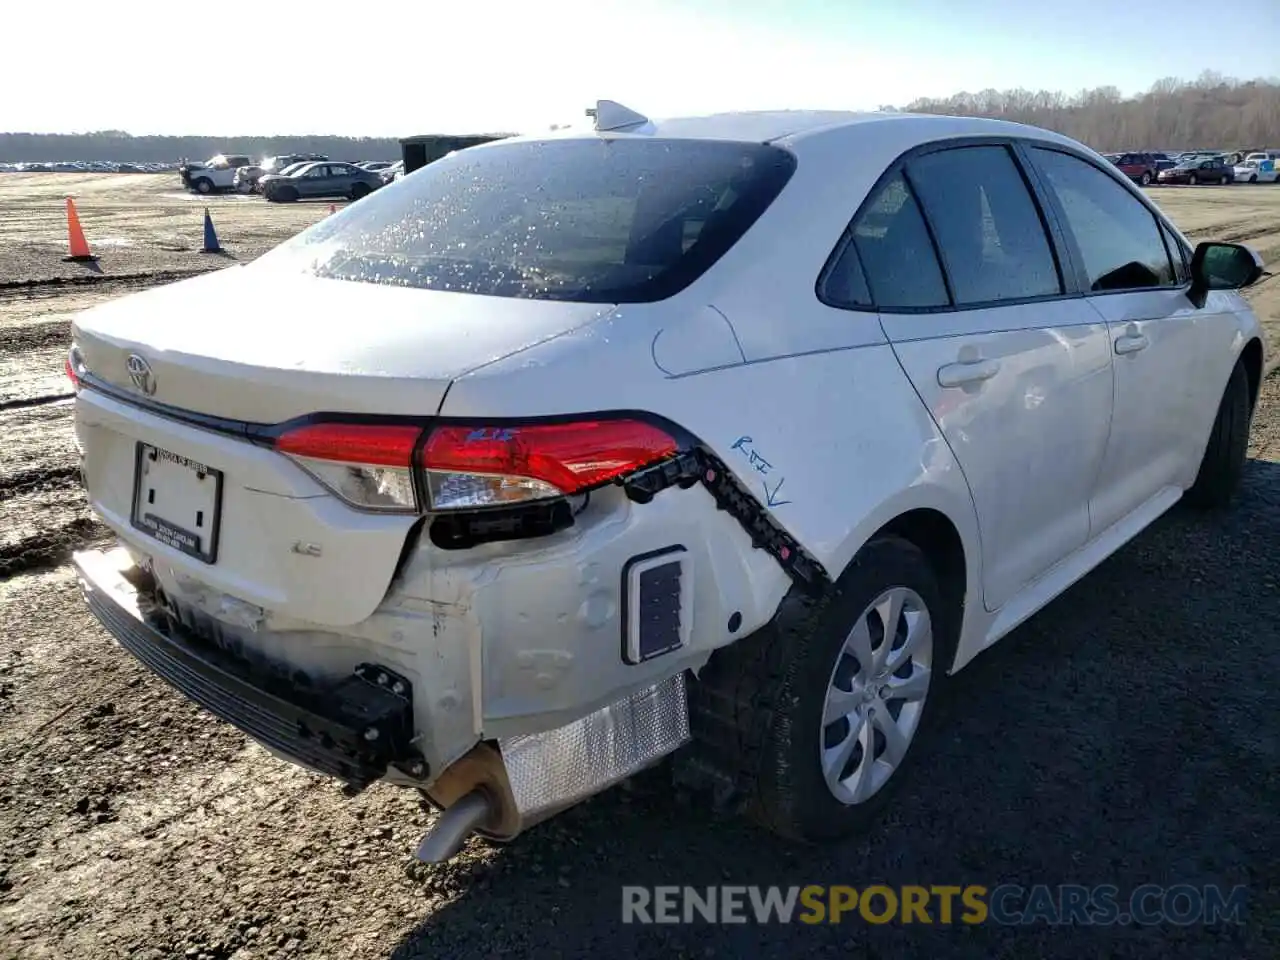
[68,102,1266,862]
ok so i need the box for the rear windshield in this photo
[260,138,798,303]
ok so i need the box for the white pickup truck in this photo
[178,154,253,194]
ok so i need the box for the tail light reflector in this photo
[272,418,679,513]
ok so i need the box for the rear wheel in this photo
[688,535,954,843]
[1189,173,1198,185]
[350,182,370,201]
[1140,171,1153,186]
[193,177,213,195]
[1185,362,1252,509]
[1249,174,1258,183]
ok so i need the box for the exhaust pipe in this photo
[414,789,495,863]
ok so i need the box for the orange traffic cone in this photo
[63,198,97,262]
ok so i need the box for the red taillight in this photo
[66,343,85,390]
[273,422,421,467]
[272,417,680,514]
[423,420,678,495]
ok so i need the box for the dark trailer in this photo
[399,133,513,174]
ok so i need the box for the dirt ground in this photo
[0,174,1278,959]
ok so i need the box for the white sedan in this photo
[1233,156,1280,183]
[67,102,1266,862]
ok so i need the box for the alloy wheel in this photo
[820,586,933,806]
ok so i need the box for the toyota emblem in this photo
[125,353,156,396]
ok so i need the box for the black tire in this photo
[1249,175,1258,183]
[193,178,213,195]
[349,182,370,201]
[1188,173,1198,185]
[271,186,299,203]
[687,535,955,843]
[1141,171,1153,186]
[1184,362,1252,509]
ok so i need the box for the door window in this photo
[908,145,1061,305]
[1029,148,1177,292]
[836,172,949,309]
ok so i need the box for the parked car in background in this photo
[380,160,404,185]
[262,161,385,202]
[255,162,315,194]
[1224,149,1266,166]
[1233,156,1279,183]
[180,154,253,194]
[66,104,1267,864]
[358,161,394,172]
[236,154,329,193]
[1158,156,1234,185]
[1110,152,1160,185]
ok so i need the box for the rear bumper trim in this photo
[73,547,419,787]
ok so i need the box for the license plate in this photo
[130,443,224,564]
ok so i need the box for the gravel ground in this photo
[0,173,336,285]
[0,176,1278,959]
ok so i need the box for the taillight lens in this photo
[271,418,679,513]
[274,422,420,512]
[66,343,85,390]
[422,420,678,510]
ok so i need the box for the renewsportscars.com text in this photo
[621,884,1248,926]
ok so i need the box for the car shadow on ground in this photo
[390,460,1279,960]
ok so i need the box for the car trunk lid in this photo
[72,265,615,424]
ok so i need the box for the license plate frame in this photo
[130,442,224,564]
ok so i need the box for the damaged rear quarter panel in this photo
[441,304,980,591]
[393,486,786,741]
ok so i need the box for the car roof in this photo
[501,108,1081,154]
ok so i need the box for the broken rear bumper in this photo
[72,547,423,788]
[74,544,696,846]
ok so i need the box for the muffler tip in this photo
[414,789,494,864]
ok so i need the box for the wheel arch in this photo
[825,483,984,676]
[1240,336,1264,411]
[875,508,967,662]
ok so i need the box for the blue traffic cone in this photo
[201,207,222,253]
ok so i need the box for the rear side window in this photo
[907,146,1061,305]
[1030,148,1176,292]
[844,173,949,309]
[268,138,797,304]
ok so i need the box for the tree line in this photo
[887,73,1280,150]
[2,73,1278,162]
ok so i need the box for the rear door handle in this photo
[1115,333,1149,355]
[937,358,1001,388]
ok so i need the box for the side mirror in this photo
[1187,241,1265,308]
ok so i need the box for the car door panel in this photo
[326,165,349,197]
[299,167,327,198]
[1023,145,1237,533]
[886,306,1112,612]
[1085,290,1240,531]
[855,143,1115,613]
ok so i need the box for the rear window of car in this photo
[264,138,798,303]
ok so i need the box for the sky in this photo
[3,0,1277,137]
